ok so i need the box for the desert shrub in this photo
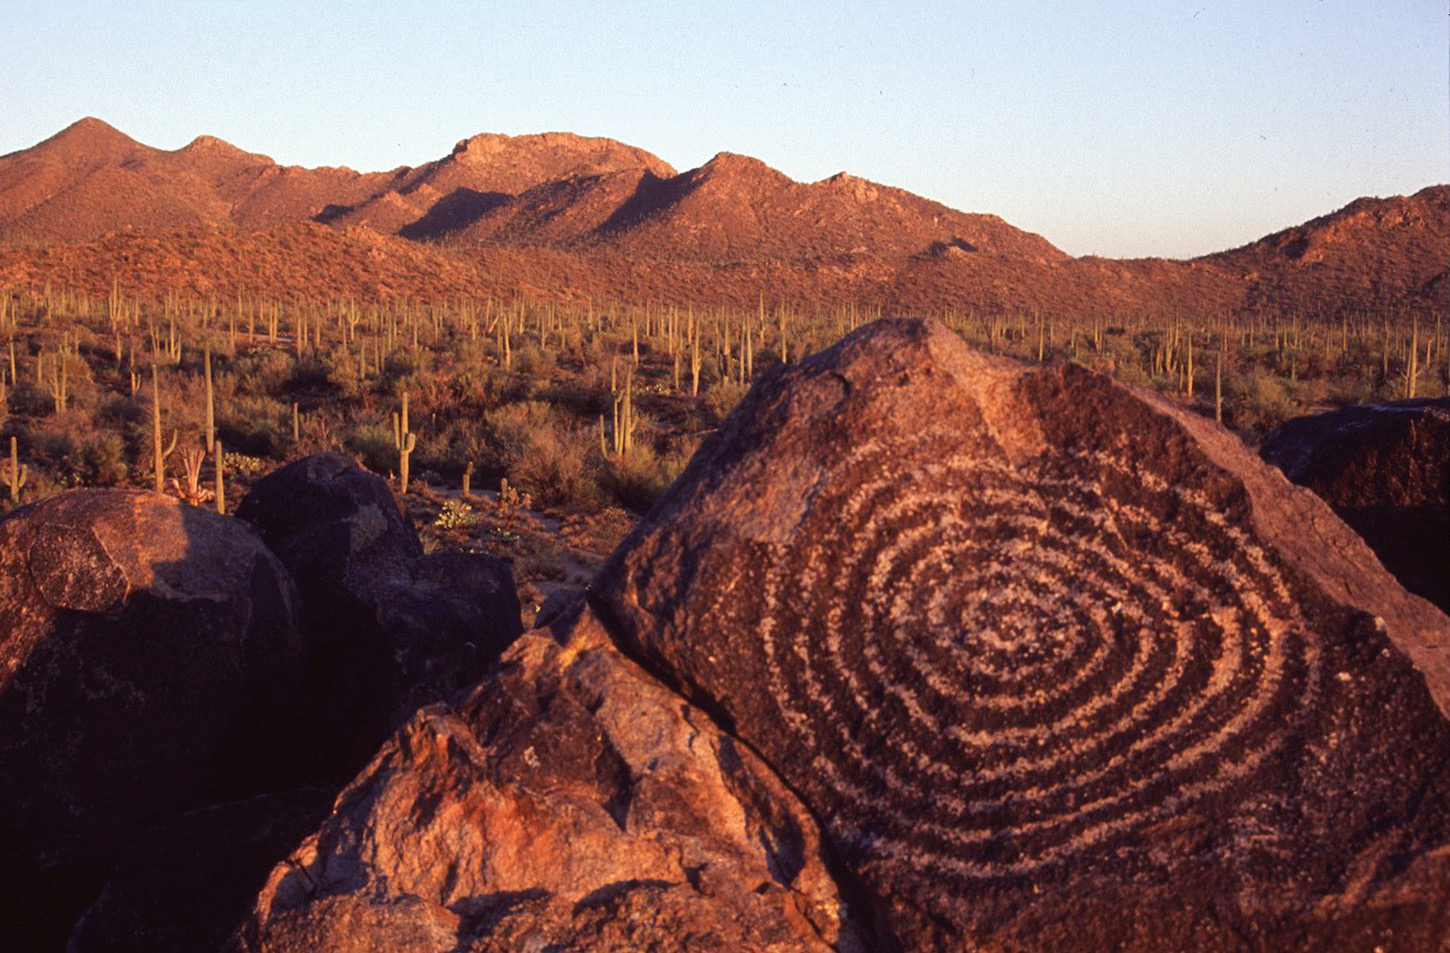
[346,420,398,476]
[64,432,128,486]
[508,420,598,510]
[219,392,291,458]
[702,379,749,423]
[480,401,597,509]
[286,356,332,393]
[93,393,146,428]
[25,426,76,467]
[480,401,547,472]
[509,342,554,377]
[1227,371,1298,442]
[8,381,54,416]
[322,348,370,400]
[433,499,481,533]
[601,440,695,512]
[231,348,297,397]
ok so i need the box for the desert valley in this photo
[0,118,1447,952]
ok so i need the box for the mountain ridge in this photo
[0,119,1445,318]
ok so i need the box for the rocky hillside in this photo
[0,119,1445,317]
[1202,185,1450,314]
[0,118,671,243]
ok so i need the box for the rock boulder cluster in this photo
[2,318,1446,952]
[0,461,521,951]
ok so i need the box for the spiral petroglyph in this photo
[597,318,1450,951]
[751,431,1319,881]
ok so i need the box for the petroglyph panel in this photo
[748,432,1319,884]
[596,318,1450,952]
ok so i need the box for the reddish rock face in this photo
[1261,397,1450,614]
[594,318,1450,952]
[236,453,522,779]
[0,489,303,951]
[228,602,862,953]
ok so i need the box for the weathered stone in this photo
[0,489,303,951]
[236,453,522,777]
[1261,397,1450,614]
[374,551,523,729]
[228,603,864,953]
[594,317,1450,952]
[68,788,335,953]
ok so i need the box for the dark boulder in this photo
[237,453,523,777]
[593,317,1450,952]
[228,603,863,952]
[1261,397,1450,613]
[0,489,303,951]
[67,788,335,953]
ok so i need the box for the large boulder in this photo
[1261,397,1450,613]
[0,489,303,951]
[236,453,522,777]
[228,601,864,952]
[594,318,1450,952]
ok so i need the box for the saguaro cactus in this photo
[214,438,225,515]
[203,345,216,453]
[5,435,27,504]
[393,389,416,493]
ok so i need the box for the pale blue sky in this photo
[2,0,1446,258]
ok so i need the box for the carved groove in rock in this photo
[695,426,1319,886]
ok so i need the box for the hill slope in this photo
[444,152,1067,263]
[0,119,1444,317]
[1201,186,1450,313]
[0,120,673,244]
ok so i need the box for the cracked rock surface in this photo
[229,600,865,953]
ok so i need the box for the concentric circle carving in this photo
[752,426,1320,881]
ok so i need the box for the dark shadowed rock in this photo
[593,317,1450,953]
[375,550,523,725]
[235,452,422,611]
[228,603,864,953]
[1261,397,1450,613]
[0,489,303,951]
[67,788,335,953]
[237,453,522,777]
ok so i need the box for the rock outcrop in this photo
[229,601,863,953]
[0,489,303,951]
[1261,397,1450,613]
[593,317,1450,952]
[236,453,522,777]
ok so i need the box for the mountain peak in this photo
[31,116,141,156]
[820,171,882,203]
[701,151,777,174]
[181,134,242,154]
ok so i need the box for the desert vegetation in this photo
[1,283,1443,525]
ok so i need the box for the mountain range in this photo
[1,117,1444,317]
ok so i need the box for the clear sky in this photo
[2,0,1446,258]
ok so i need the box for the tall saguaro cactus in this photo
[393,389,416,493]
[203,344,216,453]
[150,364,177,495]
[5,435,27,504]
